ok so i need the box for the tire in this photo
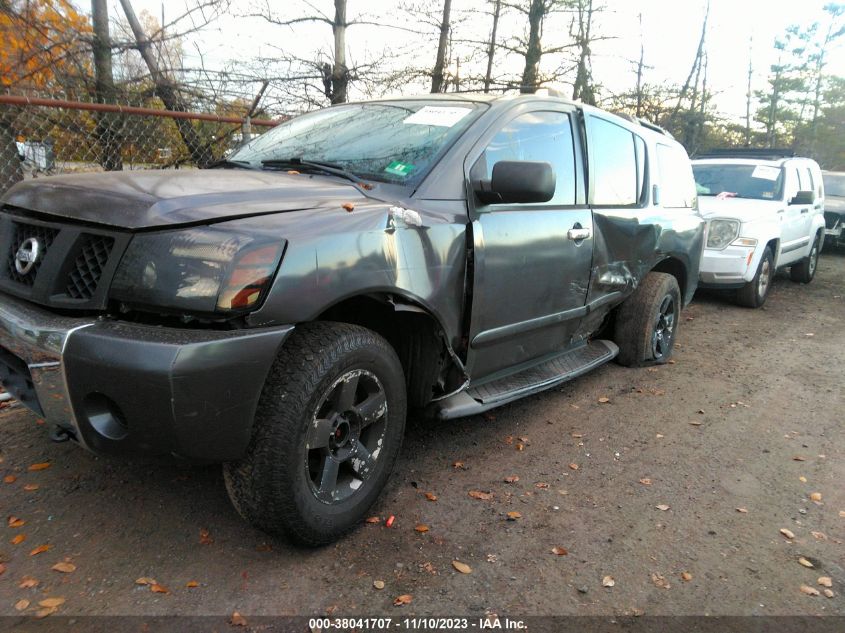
[790,233,821,284]
[223,322,407,546]
[736,247,774,308]
[614,272,681,367]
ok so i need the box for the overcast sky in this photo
[98,0,845,121]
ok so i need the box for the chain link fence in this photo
[0,94,279,196]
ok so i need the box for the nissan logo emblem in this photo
[14,237,42,275]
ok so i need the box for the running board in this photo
[432,340,618,420]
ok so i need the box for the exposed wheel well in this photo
[651,257,687,303]
[314,295,458,408]
[766,238,780,267]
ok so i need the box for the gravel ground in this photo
[0,249,843,622]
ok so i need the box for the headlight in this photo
[706,219,740,249]
[111,226,285,315]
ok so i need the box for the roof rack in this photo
[613,112,674,139]
[697,148,796,160]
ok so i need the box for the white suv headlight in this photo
[706,219,740,249]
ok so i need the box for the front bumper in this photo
[0,293,293,460]
[698,245,756,287]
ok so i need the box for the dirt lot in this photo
[0,250,843,622]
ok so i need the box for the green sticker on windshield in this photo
[384,160,416,178]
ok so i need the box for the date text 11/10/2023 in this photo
[307,617,527,630]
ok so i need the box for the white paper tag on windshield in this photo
[403,106,472,127]
[751,165,780,181]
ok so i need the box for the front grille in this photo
[66,235,115,299]
[6,222,58,286]
[824,212,841,230]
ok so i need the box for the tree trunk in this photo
[483,0,501,93]
[635,13,644,118]
[745,39,752,147]
[331,0,349,104]
[670,0,709,126]
[430,0,452,93]
[520,0,545,93]
[92,0,123,171]
[571,0,596,105]
[118,0,213,167]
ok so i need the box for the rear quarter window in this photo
[587,117,645,207]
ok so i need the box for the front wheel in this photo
[790,233,821,284]
[223,322,407,546]
[736,247,774,308]
[614,272,681,367]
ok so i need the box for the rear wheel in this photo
[790,233,820,284]
[223,322,406,546]
[614,272,681,367]
[736,247,774,308]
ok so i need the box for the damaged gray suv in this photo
[0,94,703,544]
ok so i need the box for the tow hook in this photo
[50,426,74,443]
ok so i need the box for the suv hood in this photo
[697,196,782,223]
[1,169,371,230]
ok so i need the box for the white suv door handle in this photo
[568,227,592,241]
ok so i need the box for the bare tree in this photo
[430,0,453,93]
[483,0,502,92]
[669,0,709,127]
[571,0,597,104]
[509,0,573,93]
[92,0,123,170]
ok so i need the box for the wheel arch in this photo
[650,256,688,305]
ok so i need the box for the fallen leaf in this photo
[365,516,380,524]
[199,528,213,545]
[515,443,525,451]
[468,490,493,500]
[35,607,56,619]
[341,202,355,212]
[818,577,833,588]
[3,475,16,484]
[255,543,272,552]
[798,557,814,568]
[504,475,519,484]
[27,463,50,472]
[51,562,75,573]
[535,482,550,489]
[29,544,51,556]
[8,516,24,527]
[424,492,437,501]
[799,476,807,483]
[651,573,670,589]
[394,594,413,606]
[809,492,822,502]
[598,397,610,403]
[150,584,169,594]
[568,463,579,471]
[639,478,652,486]
[14,599,29,611]
[286,170,300,175]
[688,421,703,426]
[736,508,748,513]
[793,456,806,462]
[506,511,521,521]
[186,581,199,588]
[385,515,396,528]
[811,531,827,540]
[800,585,820,596]
[824,589,835,598]
[551,546,568,556]
[840,510,845,518]
[655,504,670,511]
[414,524,430,533]
[230,612,247,626]
[602,575,615,587]
[135,577,157,586]
[421,561,436,574]
[780,528,796,539]
[11,534,26,545]
[453,461,466,470]
[373,580,385,590]
[0,563,4,575]
[656,433,664,438]
[38,598,65,608]
[681,572,693,582]
[19,577,38,588]
[452,561,472,574]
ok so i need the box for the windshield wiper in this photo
[208,158,254,169]
[261,157,364,185]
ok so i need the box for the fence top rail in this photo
[0,94,280,127]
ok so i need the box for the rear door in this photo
[781,165,810,262]
[464,105,592,380]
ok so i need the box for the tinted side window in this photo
[656,143,696,208]
[589,117,639,206]
[481,111,576,205]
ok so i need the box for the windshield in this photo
[229,101,485,186]
[823,172,845,197]
[693,164,784,201]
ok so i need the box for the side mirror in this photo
[474,161,555,205]
[790,190,815,205]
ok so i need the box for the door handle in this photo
[800,208,809,214]
[567,227,592,241]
